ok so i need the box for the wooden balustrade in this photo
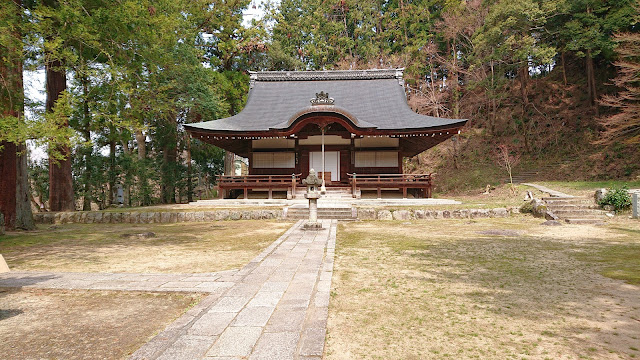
[217,174,301,199]
[216,173,433,200]
[348,173,434,199]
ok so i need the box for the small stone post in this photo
[309,194,318,223]
[302,169,323,229]
[633,192,638,219]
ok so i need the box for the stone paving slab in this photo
[131,219,336,359]
[522,182,574,198]
[0,270,235,293]
[206,326,263,357]
[0,218,336,360]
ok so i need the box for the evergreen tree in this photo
[0,0,35,229]
[559,0,637,110]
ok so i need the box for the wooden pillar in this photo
[351,173,357,198]
[294,137,300,175]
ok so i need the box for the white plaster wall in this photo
[252,139,295,149]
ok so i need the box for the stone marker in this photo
[595,188,608,203]
[633,192,638,219]
[302,169,323,229]
[0,254,10,273]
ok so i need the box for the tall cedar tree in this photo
[559,0,637,112]
[0,0,35,229]
[42,0,74,211]
[201,0,253,176]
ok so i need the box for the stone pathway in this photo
[132,219,335,359]
[0,219,336,359]
[0,270,238,293]
[522,182,574,198]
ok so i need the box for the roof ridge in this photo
[249,69,404,82]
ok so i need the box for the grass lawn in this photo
[360,184,539,211]
[538,180,640,197]
[0,288,202,359]
[327,216,640,360]
[0,220,292,273]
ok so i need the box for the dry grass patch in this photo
[538,181,640,198]
[0,220,292,273]
[327,217,640,359]
[0,288,202,359]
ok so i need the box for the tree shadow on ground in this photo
[408,235,640,359]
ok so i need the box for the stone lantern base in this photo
[303,221,323,229]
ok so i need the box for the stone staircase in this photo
[509,170,542,184]
[543,197,607,224]
[290,186,357,200]
[508,157,579,184]
[284,205,356,220]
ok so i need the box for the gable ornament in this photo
[310,91,334,106]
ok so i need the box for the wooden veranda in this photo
[217,173,433,199]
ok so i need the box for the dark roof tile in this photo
[185,69,466,133]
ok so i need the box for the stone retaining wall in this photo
[33,207,512,225]
[356,207,512,220]
[34,209,282,225]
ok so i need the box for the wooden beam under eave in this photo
[399,133,455,157]
[192,135,252,158]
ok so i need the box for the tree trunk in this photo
[1,0,34,229]
[81,74,92,211]
[0,143,17,229]
[586,51,599,116]
[520,66,529,106]
[108,132,116,206]
[187,134,193,203]
[16,143,35,229]
[561,51,567,86]
[160,115,178,204]
[489,60,497,135]
[161,144,177,204]
[224,151,235,176]
[135,129,150,206]
[586,51,599,113]
[451,39,460,118]
[47,58,75,212]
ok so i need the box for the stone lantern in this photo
[302,169,323,229]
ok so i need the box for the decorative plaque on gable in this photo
[310,91,335,106]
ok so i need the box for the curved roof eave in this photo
[185,70,469,134]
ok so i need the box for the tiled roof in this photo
[185,69,466,133]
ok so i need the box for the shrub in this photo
[598,186,632,212]
[519,201,534,214]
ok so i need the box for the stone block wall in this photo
[33,207,512,225]
[356,207,512,221]
[34,209,283,225]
